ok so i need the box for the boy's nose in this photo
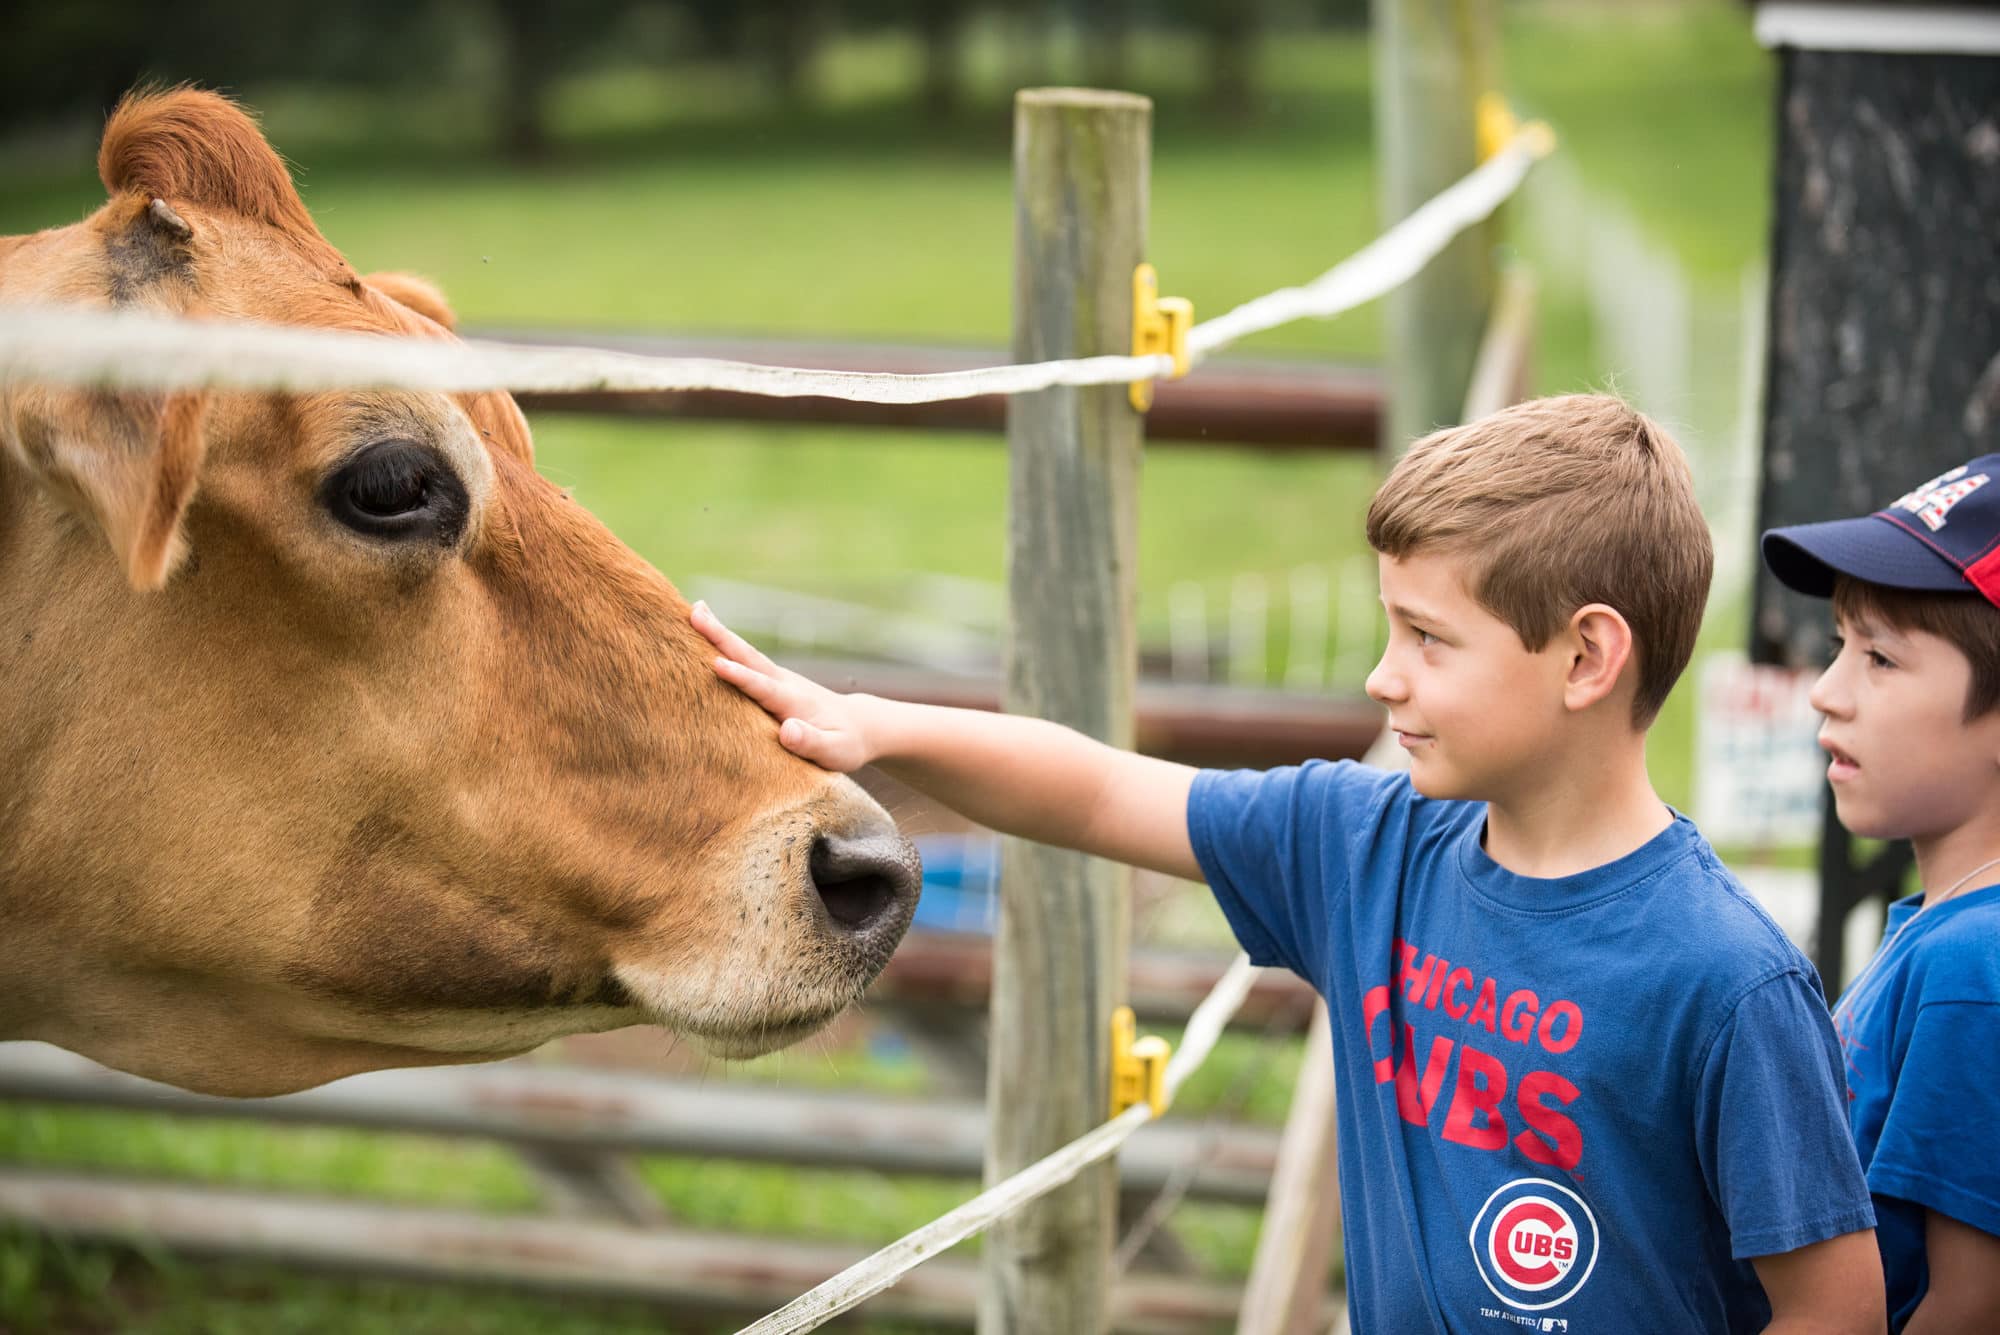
[1364,655,1406,706]
[1807,663,1847,717]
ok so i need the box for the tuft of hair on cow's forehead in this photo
[91,89,540,474]
[99,87,354,289]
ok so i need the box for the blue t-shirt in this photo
[1188,761,1874,1335]
[1835,884,2000,1331]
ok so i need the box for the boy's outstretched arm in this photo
[694,602,1203,882]
[1751,1230,1885,1335]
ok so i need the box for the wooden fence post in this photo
[982,86,1149,1335]
[1459,268,1537,423]
[1235,1001,1342,1335]
[1372,0,1501,453]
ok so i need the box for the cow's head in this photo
[0,90,920,1095]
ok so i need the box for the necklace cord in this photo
[1836,852,2000,1018]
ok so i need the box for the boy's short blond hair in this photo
[1365,394,1712,726]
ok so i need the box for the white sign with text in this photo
[1694,652,1824,848]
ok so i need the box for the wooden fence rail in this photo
[0,1043,1281,1205]
[0,1169,1330,1334]
[873,933,1318,1033]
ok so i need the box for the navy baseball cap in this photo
[1763,454,2000,610]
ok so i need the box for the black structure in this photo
[1751,13,2000,994]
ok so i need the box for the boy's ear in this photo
[1561,603,1637,714]
[2,387,211,590]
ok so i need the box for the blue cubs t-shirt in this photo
[1835,884,2000,1331]
[1188,760,1874,1334]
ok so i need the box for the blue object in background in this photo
[911,833,1000,935]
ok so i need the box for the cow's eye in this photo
[322,440,468,545]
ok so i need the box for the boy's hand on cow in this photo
[696,601,1200,880]
[693,601,874,773]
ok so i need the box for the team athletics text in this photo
[1363,937,1585,1171]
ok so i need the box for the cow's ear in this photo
[4,388,210,591]
[364,271,456,332]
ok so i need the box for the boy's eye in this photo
[1416,629,1439,647]
[1866,649,1896,670]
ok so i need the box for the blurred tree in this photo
[0,0,478,144]
[1002,6,1052,95]
[1205,0,1261,119]
[0,0,1377,152]
[918,0,973,117]
[834,0,970,116]
[1084,0,1135,92]
[761,0,830,108]
[1305,0,1371,30]
[2,1,267,130]
[0,2,153,131]
[1128,0,1284,117]
[490,0,564,158]
[682,0,751,59]
[685,0,829,108]
[488,0,634,158]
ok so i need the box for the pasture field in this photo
[0,6,1771,1329]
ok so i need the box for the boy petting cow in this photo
[700,396,1998,1331]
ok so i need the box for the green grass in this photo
[0,1224,947,1335]
[530,417,1379,632]
[1505,4,1773,285]
[0,1021,1302,1324]
[0,1107,536,1208]
[0,5,1771,1326]
[0,1094,1274,1333]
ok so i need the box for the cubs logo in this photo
[1469,1178,1599,1311]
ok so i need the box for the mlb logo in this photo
[1539,1321,1569,1333]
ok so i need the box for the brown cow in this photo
[0,89,920,1097]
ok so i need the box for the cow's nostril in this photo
[809,831,920,935]
[818,873,894,930]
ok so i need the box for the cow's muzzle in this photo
[808,825,921,954]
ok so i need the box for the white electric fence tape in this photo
[731,953,1258,1335]
[0,131,1547,404]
